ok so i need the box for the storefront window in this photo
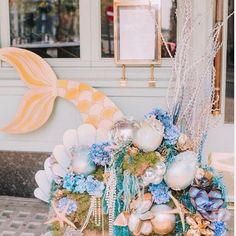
[9,0,80,58]
[225,0,234,123]
[101,0,177,58]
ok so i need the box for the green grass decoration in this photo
[122,151,160,176]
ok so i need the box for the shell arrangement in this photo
[35,108,230,236]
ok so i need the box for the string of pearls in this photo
[93,198,101,226]
[105,169,117,236]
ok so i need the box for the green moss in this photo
[122,151,160,176]
[93,167,104,181]
[52,191,108,235]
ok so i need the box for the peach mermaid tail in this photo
[0,47,123,134]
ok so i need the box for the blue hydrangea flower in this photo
[86,175,105,197]
[145,108,180,145]
[213,221,227,236]
[63,173,76,192]
[74,175,86,193]
[88,142,112,166]
[149,181,170,204]
[58,197,77,215]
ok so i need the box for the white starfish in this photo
[165,192,189,232]
[45,200,77,229]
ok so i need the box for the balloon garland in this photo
[36,108,230,236]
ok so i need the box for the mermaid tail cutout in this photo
[0,47,123,134]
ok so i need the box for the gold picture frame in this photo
[114,0,161,65]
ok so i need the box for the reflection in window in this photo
[9,0,80,58]
[101,0,177,58]
[101,0,114,58]
[225,0,234,123]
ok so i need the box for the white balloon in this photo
[164,151,197,190]
[133,121,164,152]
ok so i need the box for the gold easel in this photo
[120,64,127,87]
[149,65,156,87]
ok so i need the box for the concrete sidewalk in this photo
[0,196,49,236]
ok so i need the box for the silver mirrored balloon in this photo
[154,161,166,176]
[142,168,156,186]
[109,118,139,145]
[72,145,96,176]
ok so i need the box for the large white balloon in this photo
[133,121,164,152]
[164,151,197,190]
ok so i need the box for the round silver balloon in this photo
[154,161,166,176]
[109,118,139,145]
[133,121,164,152]
[152,175,163,185]
[142,168,156,186]
[164,151,197,190]
[72,145,96,176]
[150,204,175,235]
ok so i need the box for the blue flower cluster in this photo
[63,173,105,197]
[58,197,77,215]
[213,221,227,236]
[149,181,170,204]
[88,142,112,166]
[145,108,180,145]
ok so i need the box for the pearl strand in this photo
[105,170,117,236]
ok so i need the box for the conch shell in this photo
[114,193,154,236]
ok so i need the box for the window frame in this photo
[0,0,174,71]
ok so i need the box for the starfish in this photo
[165,192,189,232]
[45,200,77,229]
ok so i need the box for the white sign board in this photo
[119,7,156,60]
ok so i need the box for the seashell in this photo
[63,129,78,153]
[96,127,109,142]
[130,199,138,210]
[34,188,49,203]
[114,212,129,226]
[150,204,175,235]
[52,163,67,177]
[140,221,153,235]
[53,144,71,170]
[136,194,153,214]
[77,124,97,146]
[139,211,154,221]
[44,158,53,182]
[176,133,193,151]
[35,170,51,196]
[128,213,142,235]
